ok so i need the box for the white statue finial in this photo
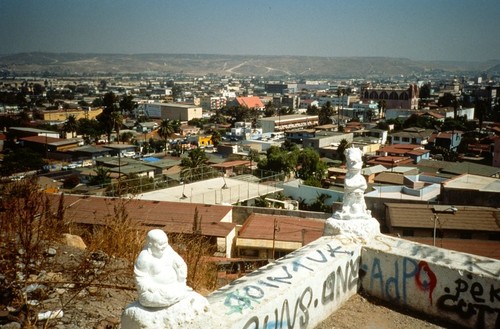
[324,147,380,241]
[333,147,371,220]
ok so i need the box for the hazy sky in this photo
[1,0,499,62]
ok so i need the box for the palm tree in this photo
[158,119,175,154]
[377,100,387,119]
[180,148,208,183]
[63,115,78,138]
[337,139,351,164]
[210,130,222,148]
[319,101,334,125]
[111,111,123,143]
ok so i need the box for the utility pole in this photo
[272,218,280,259]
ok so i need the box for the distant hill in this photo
[0,52,499,78]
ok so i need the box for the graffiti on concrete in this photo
[222,242,354,315]
[362,256,437,304]
[241,256,360,329]
[224,286,265,315]
[242,287,313,329]
[415,261,437,305]
[436,274,500,329]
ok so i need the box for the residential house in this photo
[389,128,434,145]
[258,114,318,133]
[42,107,103,122]
[416,159,500,179]
[236,213,324,259]
[384,203,500,259]
[231,96,265,111]
[47,195,236,258]
[366,155,414,168]
[375,144,430,164]
[427,131,462,152]
[441,174,500,207]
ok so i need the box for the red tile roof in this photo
[238,213,324,244]
[47,194,235,237]
[235,96,264,109]
[211,160,252,169]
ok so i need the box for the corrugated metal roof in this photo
[237,213,324,244]
[403,237,500,260]
[48,194,235,237]
[386,203,500,232]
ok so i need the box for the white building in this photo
[258,114,319,133]
[144,103,202,121]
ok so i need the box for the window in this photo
[488,233,500,241]
[240,248,259,258]
[402,229,414,237]
[402,137,410,142]
[460,232,472,239]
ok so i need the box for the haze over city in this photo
[1,0,500,62]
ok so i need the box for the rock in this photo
[46,247,57,257]
[0,322,21,329]
[96,316,120,329]
[61,234,87,250]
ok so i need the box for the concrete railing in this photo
[207,236,361,329]
[206,234,500,329]
[361,235,500,329]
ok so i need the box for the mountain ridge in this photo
[1,52,499,78]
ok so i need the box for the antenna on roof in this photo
[180,180,188,199]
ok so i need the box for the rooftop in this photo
[136,177,282,205]
[385,203,500,232]
[48,194,235,237]
[442,174,500,192]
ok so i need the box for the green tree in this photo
[180,147,209,182]
[258,145,298,178]
[419,83,431,99]
[209,109,227,124]
[318,101,334,125]
[441,117,466,132]
[438,93,456,108]
[211,130,222,147]
[264,101,276,117]
[172,85,183,100]
[403,114,439,129]
[119,94,137,116]
[306,105,319,115]
[120,131,134,144]
[111,111,123,143]
[337,139,351,164]
[158,119,175,154]
[296,148,327,181]
[77,118,102,144]
[89,166,111,186]
[248,148,260,165]
[62,114,78,138]
[377,100,387,119]
[96,92,120,144]
[1,148,46,176]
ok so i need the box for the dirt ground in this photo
[316,293,452,329]
[2,244,454,329]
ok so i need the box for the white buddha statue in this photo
[134,229,192,308]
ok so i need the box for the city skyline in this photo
[1,0,500,63]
